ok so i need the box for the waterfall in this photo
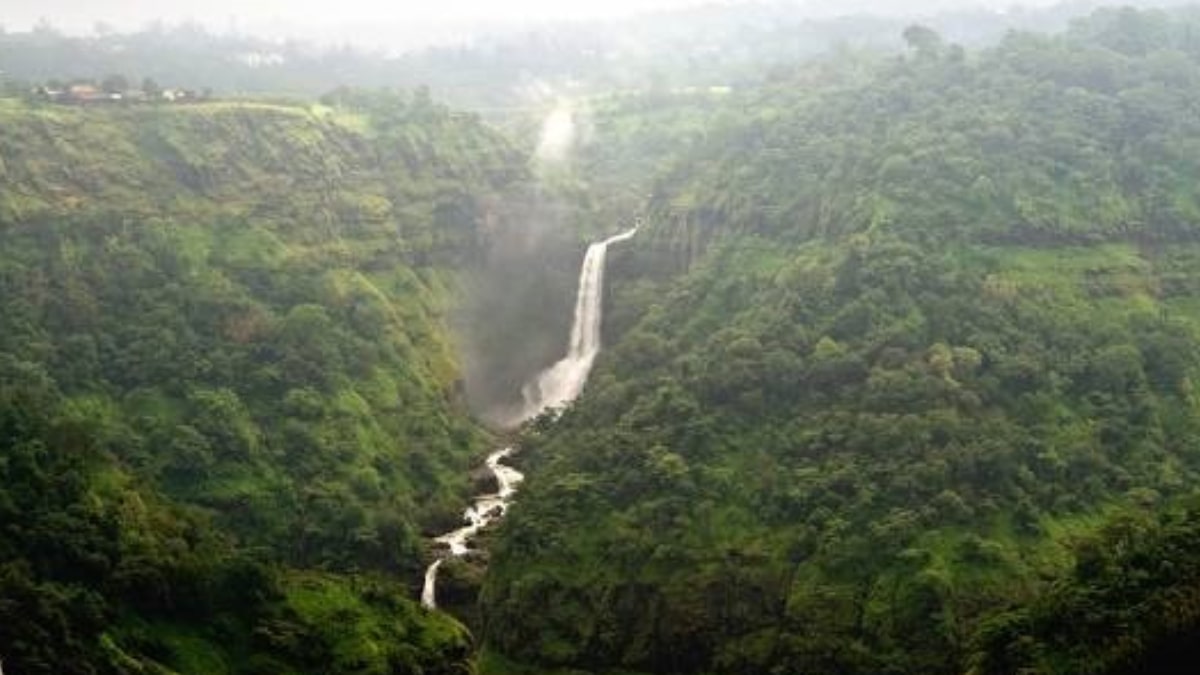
[421,559,442,608]
[517,226,638,419]
[420,227,636,609]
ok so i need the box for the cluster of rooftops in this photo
[32,82,209,104]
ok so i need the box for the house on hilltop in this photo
[161,88,194,102]
[32,80,210,105]
[67,84,105,102]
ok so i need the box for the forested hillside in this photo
[482,7,1200,674]
[0,91,524,672]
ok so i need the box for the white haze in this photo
[3,0,1104,49]
[534,103,577,165]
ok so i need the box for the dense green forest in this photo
[10,3,1200,674]
[481,7,1200,674]
[0,91,524,672]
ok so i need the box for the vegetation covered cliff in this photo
[0,91,525,673]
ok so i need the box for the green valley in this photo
[6,3,1200,675]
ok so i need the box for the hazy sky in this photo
[7,0,717,29]
[0,0,1101,50]
[2,0,1070,31]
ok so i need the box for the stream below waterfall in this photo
[421,226,637,609]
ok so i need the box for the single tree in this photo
[902,24,943,58]
[101,74,129,94]
[141,77,161,98]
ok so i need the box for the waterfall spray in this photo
[535,100,576,165]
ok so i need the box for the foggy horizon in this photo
[2,0,1121,50]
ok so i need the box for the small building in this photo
[66,84,104,103]
[32,85,65,101]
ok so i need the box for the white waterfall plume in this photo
[517,226,637,419]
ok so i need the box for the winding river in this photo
[421,226,637,609]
